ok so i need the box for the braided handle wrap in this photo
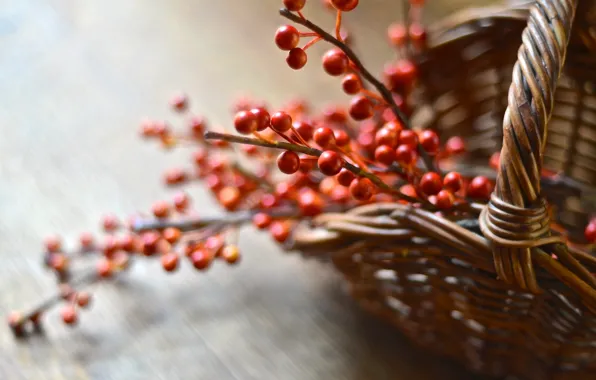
[479,0,578,293]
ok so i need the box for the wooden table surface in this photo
[0,1,490,379]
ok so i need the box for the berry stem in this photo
[335,10,343,42]
[302,36,322,51]
[279,7,436,173]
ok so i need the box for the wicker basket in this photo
[292,0,596,379]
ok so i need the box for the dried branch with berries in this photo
[8,0,596,346]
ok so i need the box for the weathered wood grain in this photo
[0,0,490,379]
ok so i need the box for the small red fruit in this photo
[420,172,443,195]
[409,23,427,49]
[97,259,113,278]
[250,107,271,131]
[313,127,336,149]
[271,111,293,132]
[275,25,300,51]
[395,144,416,166]
[322,49,349,76]
[388,23,407,47]
[76,292,92,308]
[467,176,493,199]
[318,150,343,176]
[61,306,78,326]
[152,200,171,218]
[419,130,439,154]
[435,190,454,209]
[349,177,374,201]
[334,129,350,147]
[585,222,596,243]
[170,93,188,112]
[234,110,258,135]
[287,48,308,70]
[252,213,272,229]
[161,252,179,272]
[399,130,418,149]
[342,73,362,94]
[375,127,399,148]
[443,172,463,193]
[270,221,290,243]
[102,214,119,232]
[173,191,191,211]
[337,168,356,186]
[374,145,397,166]
[349,95,373,120]
[298,189,324,216]
[283,0,306,11]
[190,249,212,271]
[445,136,466,155]
[293,120,314,141]
[44,235,62,253]
[277,151,301,174]
[331,0,359,11]
[384,59,417,93]
[189,116,207,139]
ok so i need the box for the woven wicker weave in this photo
[291,0,596,379]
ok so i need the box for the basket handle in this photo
[479,0,579,292]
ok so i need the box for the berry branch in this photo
[206,130,421,204]
[279,7,436,173]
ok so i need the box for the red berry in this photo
[384,120,403,134]
[234,110,258,135]
[140,119,157,138]
[190,249,212,271]
[420,172,443,195]
[102,214,119,232]
[189,116,206,139]
[79,232,94,250]
[298,189,324,216]
[61,306,78,326]
[443,172,463,192]
[349,177,374,201]
[349,95,373,121]
[388,23,407,47]
[331,0,359,11]
[409,23,427,49]
[270,221,290,243]
[334,129,350,147]
[275,25,300,51]
[357,131,376,155]
[384,59,417,93]
[299,157,315,173]
[399,130,418,148]
[283,0,306,11]
[419,130,439,154]
[173,191,191,211]
[287,48,307,70]
[313,127,336,149]
[141,231,161,256]
[97,259,113,278]
[277,151,301,174]
[293,120,314,141]
[467,176,493,199]
[374,145,396,166]
[342,73,362,94]
[152,201,171,218]
[322,49,349,76]
[164,168,187,185]
[102,235,119,258]
[44,235,62,253]
[193,149,208,167]
[410,0,425,4]
[445,136,466,155]
[161,252,179,272]
[253,213,272,229]
[76,292,92,308]
[585,222,596,243]
[206,174,223,192]
[250,108,271,131]
[221,245,241,265]
[395,144,417,166]
[436,190,454,210]
[336,168,356,186]
[119,234,138,252]
[375,127,399,148]
[331,186,350,203]
[318,150,343,176]
[218,187,241,211]
[323,106,348,123]
[271,111,293,133]
[399,184,418,200]
[260,193,278,209]
[163,228,182,244]
[170,93,188,112]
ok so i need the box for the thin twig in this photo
[279,8,436,173]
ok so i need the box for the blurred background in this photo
[0,0,496,379]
